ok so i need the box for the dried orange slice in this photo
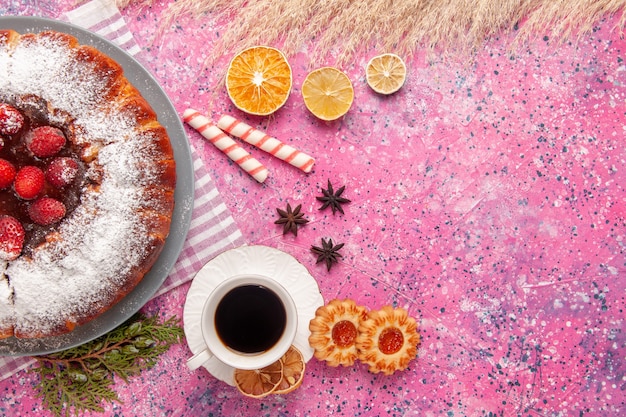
[234,360,284,398]
[301,67,354,121]
[226,46,292,116]
[365,53,407,95]
[274,345,305,394]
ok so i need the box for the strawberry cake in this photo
[0,30,176,339]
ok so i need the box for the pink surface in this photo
[1,1,625,416]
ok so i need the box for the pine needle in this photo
[30,313,184,417]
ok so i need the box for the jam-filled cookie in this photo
[356,305,420,375]
[308,299,368,367]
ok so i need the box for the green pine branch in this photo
[30,313,184,417]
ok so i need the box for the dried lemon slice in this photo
[356,305,420,375]
[234,360,284,398]
[365,53,407,95]
[274,345,306,394]
[226,46,292,116]
[301,67,354,121]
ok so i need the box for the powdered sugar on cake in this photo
[0,31,175,338]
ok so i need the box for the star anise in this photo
[316,180,351,215]
[311,237,344,271]
[274,203,309,236]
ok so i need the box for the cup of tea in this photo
[186,274,298,371]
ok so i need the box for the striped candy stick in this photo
[183,109,269,183]
[217,115,315,173]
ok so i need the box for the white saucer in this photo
[183,245,324,386]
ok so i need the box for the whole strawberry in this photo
[0,158,16,189]
[0,103,24,136]
[14,165,45,200]
[45,157,80,188]
[28,197,66,226]
[26,126,66,158]
[0,215,25,260]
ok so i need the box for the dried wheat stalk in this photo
[119,0,626,66]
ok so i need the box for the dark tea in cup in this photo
[215,284,286,353]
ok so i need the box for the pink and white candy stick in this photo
[217,115,315,173]
[183,109,269,183]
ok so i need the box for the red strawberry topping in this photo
[0,159,16,189]
[28,197,67,226]
[45,157,80,188]
[0,104,81,259]
[0,215,25,260]
[14,166,45,200]
[0,103,25,136]
[26,126,66,158]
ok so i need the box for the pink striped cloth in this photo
[0,0,245,381]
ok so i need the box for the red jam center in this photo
[331,320,357,347]
[378,327,404,355]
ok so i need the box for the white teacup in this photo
[186,274,297,371]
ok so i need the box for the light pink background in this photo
[1,1,624,416]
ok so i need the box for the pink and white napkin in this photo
[0,0,245,381]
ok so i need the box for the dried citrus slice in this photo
[226,46,292,116]
[365,53,407,95]
[274,345,306,394]
[301,67,354,121]
[234,360,284,398]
